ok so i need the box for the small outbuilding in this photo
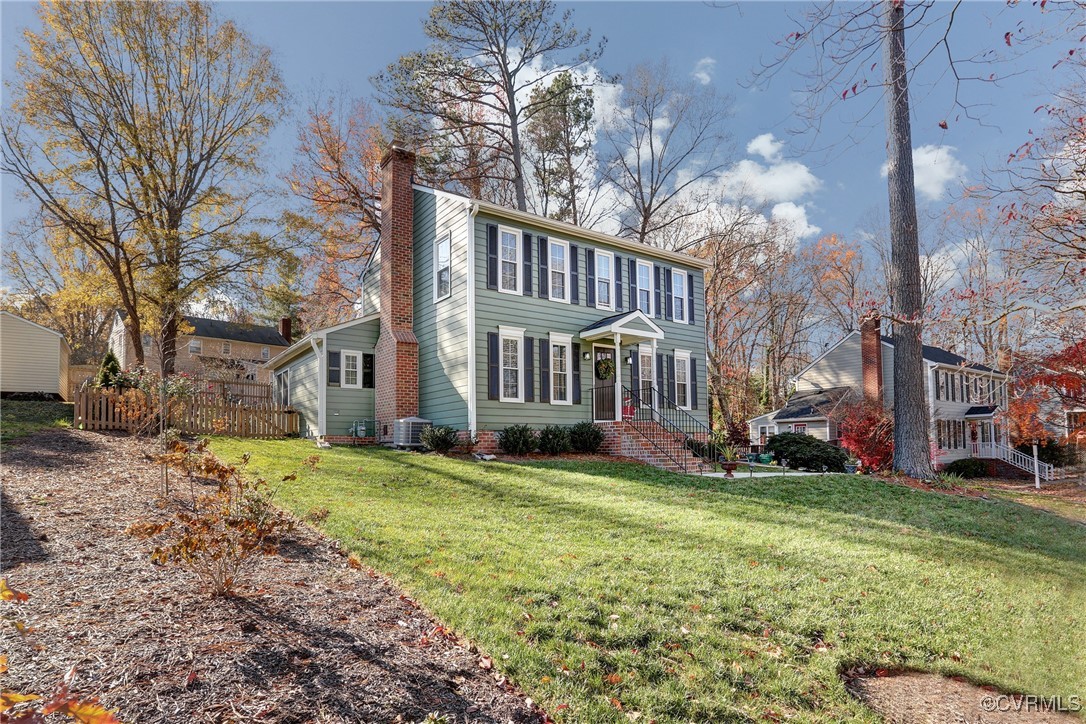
[0,311,72,401]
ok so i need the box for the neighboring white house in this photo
[0,311,72,401]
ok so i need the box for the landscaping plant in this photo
[835,400,894,472]
[943,457,990,479]
[420,425,459,454]
[765,432,848,472]
[569,421,604,453]
[537,425,571,455]
[497,424,538,455]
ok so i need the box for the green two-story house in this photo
[266,143,711,469]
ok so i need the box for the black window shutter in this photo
[664,267,674,321]
[615,256,624,311]
[628,258,637,310]
[328,351,341,385]
[486,224,498,290]
[687,272,695,325]
[525,337,535,402]
[630,350,640,401]
[363,353,375,388]
[656,353,665,408]
[540,340,551,403]
[572,343,582,404]
[667,354,676,403]
[585,249,596,307]
[570,245,580,304]
[523,233,533,296]
[487,332,499,400]
[653,265,662,318]
[690,357,699,410]
[537,236,549,298]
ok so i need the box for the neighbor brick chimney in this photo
[860,315,884,404]
[278,317,292,345]
[375,140,418,438]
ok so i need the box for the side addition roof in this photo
[773,386,853,422]
[185,317,289,347]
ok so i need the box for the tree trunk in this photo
[503,75,528,212]
[884,0,934,478]
[160,312,179,377]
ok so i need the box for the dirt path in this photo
[1,429,542,723]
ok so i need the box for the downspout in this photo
[466,201,480,433]
[311,336,325,438]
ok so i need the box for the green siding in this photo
[472,212,709,431]
[361,249,381,317]
[412,189,471,428]
[283,352,319,438]
[324,320,379,436]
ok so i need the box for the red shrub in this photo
[835,401,894,472]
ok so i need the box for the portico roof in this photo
[579,310,665,343]
[963,405,999,418]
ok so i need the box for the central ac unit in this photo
[392,416,431,448]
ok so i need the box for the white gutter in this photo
[311,336,326,437]
[466,200,480,433]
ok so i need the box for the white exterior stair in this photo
[972,442,1054,481]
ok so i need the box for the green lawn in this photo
[0,399,73,446]
[211,438,1086,722]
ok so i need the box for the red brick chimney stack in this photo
[375,140,419,437]
[860,315,884,405]
[278,317,292,345]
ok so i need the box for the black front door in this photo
[593,346,616,421]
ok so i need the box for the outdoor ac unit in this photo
[392,416,431,448]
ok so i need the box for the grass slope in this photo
[0,400,73,447]
[212,439,1086,723]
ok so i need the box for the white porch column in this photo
[614,332,622,421]
[650,338,658,409]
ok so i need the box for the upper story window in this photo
[221,341,231,356]
[636,260,653,316]
[434,231,452,301]
[499,227,520,294]
[596,250,613,310]
[188,339,202,355]
[499,327,523,402]
[261,346,270,361]
[672,270,686,322]
[549,239,568,302]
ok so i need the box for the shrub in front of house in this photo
[569,421,605,453]
[497,424,538,455]
[943,457,990,478]
[835,400,894,472]
[537,425,571,455]
[1014,439,1076,468]
[765,432,848,472]
[420,425,459,454]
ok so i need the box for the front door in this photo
[593,345,616,421]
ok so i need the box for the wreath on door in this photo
[595,357,616,380]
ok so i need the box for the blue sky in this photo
[1,1,1073,254]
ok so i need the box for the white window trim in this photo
[499,326,524,403]
[188,339,202,355]
[341,350,363,389]
[434,230,453,302]
[261,346,270,360]
[222,341,231,355]
[675,349,691,410]
[548,238,570,303]
[793,423,807,434]
[638,343,654,408]
[672,269,686,322]
[498,226,521,295]
[549,332,573,405]
[595,249,614,311]
[636,259,654,317]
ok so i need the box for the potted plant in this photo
[844,456,859,474]
[718,445,741,478]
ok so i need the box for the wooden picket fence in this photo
[74,388,298,438]
[196,378,272,405]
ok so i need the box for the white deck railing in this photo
[972,442,1054,481]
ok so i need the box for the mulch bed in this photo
[1,429,544,723]
[845,670,1082,723]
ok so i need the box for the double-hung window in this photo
[549,239,568,302]
[639,345,654,407]
[550,333,572,404]
[434,231,452,301]
[636,260,653,316]
[222,341,231,356]
[675,350,691,409]
[261,346,270,361]
[188,339,202,355]
[596,250,613,310]
[792,423,807,434]
[499,326,523,402]
[672,270,686,322]
[342,351,362,388]
[499,227,520,294]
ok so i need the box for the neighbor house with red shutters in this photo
[265,142,713,472]
[747,317,1052,478]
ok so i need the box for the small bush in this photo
[420,425,459,454]
[765,432,848,472]
[943,457,989,478]
[1015,439,1076,468]
[835,401,894,472]
[538,425,572,455]
[569,421,605,453]
[497,424,538,455]
[933,472,965,489]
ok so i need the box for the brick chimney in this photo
[375,140,419,438]
[278,317,292,345]
[860,315,884,404]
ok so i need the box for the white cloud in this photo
[691,57,716,85]
[771,201,821,239]
[718,158,822,205]
[880,144,967,203]
[746,133,783,163]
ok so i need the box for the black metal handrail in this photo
[623,385,720,472]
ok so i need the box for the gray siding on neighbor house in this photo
[324,320,380,437]
[778,418,833,442]
[283,352,320,438]
[795,333,863,393]
[471,211,708,430]
[412,189,471,428]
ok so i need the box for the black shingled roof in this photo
[773,386,853,422]
[963,405,998,417]
[881,336,1000,373]
[185,316,288,347]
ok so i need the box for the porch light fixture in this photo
[582,351,591,361]
[624,354,633,365]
